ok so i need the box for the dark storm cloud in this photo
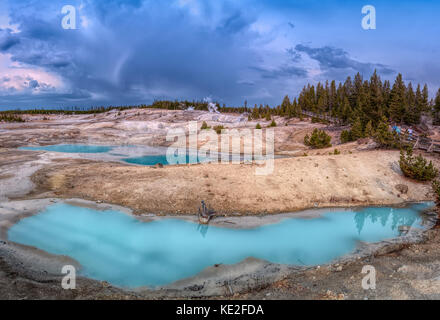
[217,11,253,34]
[251,65,307,79]
[28,79,39,88]
[1,0,267,107]
[0,28,20,51]
[294,44,395,78]
[286,48,301,63]
[1,0,437,109]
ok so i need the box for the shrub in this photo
[431,180,440,222]
[311,117,330,124]
[201,121,210,130]
[340,130,351,144]
[0,114,25,123]
[373,117,402,149]
[432,179,440,202]
[304,129,332,149]
[213,125,225,134]
[269,120,277,127]
[256,123,262,129]
[399,148,438,181]
[350,117,364,140]
[364,120,374,137]
[334,149,340,155]
[340,118,364,144]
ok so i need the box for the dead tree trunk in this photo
[198,200,216,224]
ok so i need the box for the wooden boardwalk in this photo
[301,109,440,154]
[301,110,340,125]
[406,134,440,154]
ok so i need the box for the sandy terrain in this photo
[28,150,436,215]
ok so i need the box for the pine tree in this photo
[422,84,430,112]
[304,129,332,149]
[415,84,423,115]
[252,106,259,119]
[374,116,400,148]
[340,97,352,123]
[265,112,272,121]
[435,89,440,111]
[281,95,291,116]
[276,71,436,133]
[382,80,391,117]
[329,80,337,113]
[352,73,364,109]
[294,98,302,119]
[404,83,420,125]
[350,117,364,140]
[434,89,440,124]
[364,120,374,137]
[389,74,407,123]
[369,70,384,120]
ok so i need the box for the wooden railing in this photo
[301,110,341,125]
[301,110,440,153]
[402,132,440,154]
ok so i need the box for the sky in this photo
[0,0,439,110]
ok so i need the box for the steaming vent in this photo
[208,102,220,114]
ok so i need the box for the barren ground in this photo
[30,150,435,215]
[1,108,440,300]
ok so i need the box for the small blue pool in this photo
[20,144,208,166]
[21,144,113,154]
[123,154,208,166]
[7,202,434,288]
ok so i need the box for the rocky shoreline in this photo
[0,197,437,299]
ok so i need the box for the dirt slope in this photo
[31,150,435,215]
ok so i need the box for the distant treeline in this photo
[244,71,440,128]
[0,105,137,116]
[227,71,440,139]
[1,71,440,130]
[0,113,26,123]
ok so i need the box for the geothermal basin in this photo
[7,202,434,288]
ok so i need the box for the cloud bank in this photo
[0,0,438,109]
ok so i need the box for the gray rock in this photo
[395,184,409,194]
[398,225,411,233]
